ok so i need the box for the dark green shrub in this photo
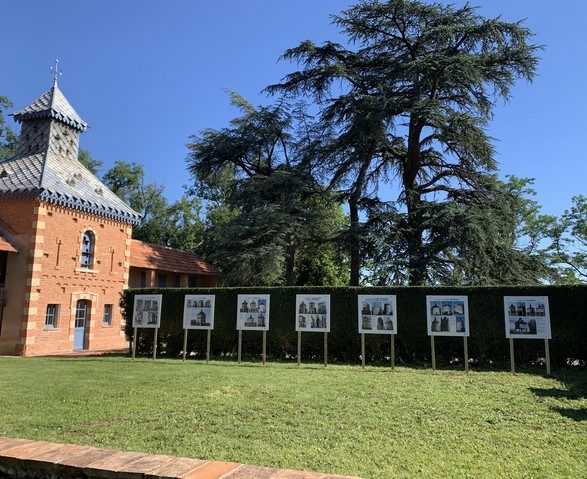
[121,285,586,367]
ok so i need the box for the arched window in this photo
[80,231,95,268]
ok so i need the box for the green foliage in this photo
[162,196,205,251]
[269,0,542,285]
[0,96,18,161]
[122,285,586,367]
[550,195,587,282]
[187,93,347,286]
[77,148,103,175]
[364,175,553,285]
[102,160,145,205]
[102,160,204,251]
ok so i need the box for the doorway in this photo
[74,300,90,350]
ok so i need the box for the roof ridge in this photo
[48,84,57,112]
[37,148,51,191]
[39,148,142,224]
[130,240,219,276]
[11,86,88,132]
[131,238,201,255]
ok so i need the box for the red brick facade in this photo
[0,83,218,356]
[0,199,130,355]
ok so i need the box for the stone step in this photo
[0,436,362,479]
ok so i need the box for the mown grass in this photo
[0,357,585,479]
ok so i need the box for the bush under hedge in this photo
[121,285,586,367]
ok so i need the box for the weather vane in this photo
[50,59,62,86]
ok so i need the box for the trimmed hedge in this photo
[121,285,586,367]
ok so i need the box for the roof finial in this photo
[50,59,62,87]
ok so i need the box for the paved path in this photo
[0,437,362,479]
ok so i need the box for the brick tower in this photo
[0,79,141,355]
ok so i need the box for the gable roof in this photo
[130,239,219,276]
[0,221,18,253]
[11,83,88,132]
[0,236,17,252]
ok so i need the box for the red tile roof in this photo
[130,239,218,276]
[0,222,18,253]
[0,234,17,252]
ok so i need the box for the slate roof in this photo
[0,86,141,225]
[11,83,88,132]
[0,150,141,224]
[130,239,219,276]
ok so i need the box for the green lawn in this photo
[0,357,585,479]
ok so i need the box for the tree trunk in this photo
[349,197,361,286]
[405,188,426,285]
[285,232,296,286]
[348,155,373,286]
[404,115,426,286]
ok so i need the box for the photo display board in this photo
[504,296,551,339]
[296,294,330,332]
[237,294,270,331]
[358,295,397,334]
[426,295,469,337]
[183,295,215,330]
[132,294,162,328]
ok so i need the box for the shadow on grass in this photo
[530,370,587,421]
[550,407,587,422]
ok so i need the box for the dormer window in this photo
[80,231,95,268]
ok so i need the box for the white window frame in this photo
[103,304,113,327]
[45,304,59,329]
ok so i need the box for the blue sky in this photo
[2,0,585,216]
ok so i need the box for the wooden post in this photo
[297,331,301,366]
[431,336,436,371]
[206,329,211,364]
[237,330,242,364]
[391,334,395,370]
[132,327,137,360]
[361,333,366,369]
[545,339,551,376]
[510,338,515,374]
[463,336,469,374]
[182,329,188,361]
[153,328,158,361]
[262,330,267,365]
[324,332,328,367]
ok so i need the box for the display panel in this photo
[132,294,162,328]
[358,295,397,334]
[296,294,331,332]
[183,295,215,330]
[504,296,551,339]
[237,294,270,331]
[426,295,469,337]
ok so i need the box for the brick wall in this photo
[0,198,35,355]
[0,199,132,356]
[128,268,218,289]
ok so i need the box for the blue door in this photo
[74,300,89,350]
